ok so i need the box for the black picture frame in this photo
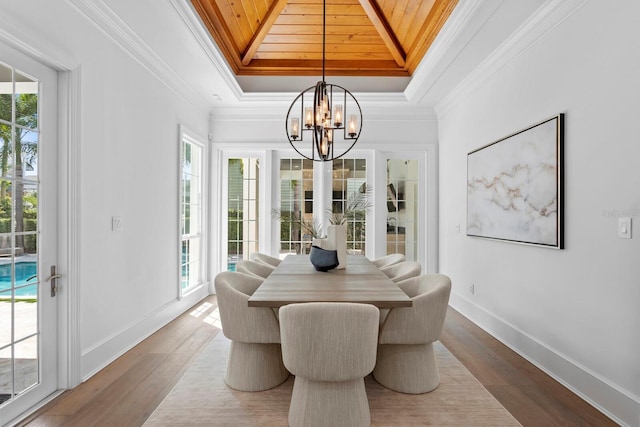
[467,114,564,248]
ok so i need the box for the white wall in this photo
[1,1,212,381]
[437,1,640,425]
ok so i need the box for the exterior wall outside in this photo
[437,1,640,425]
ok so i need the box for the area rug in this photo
[144,334,521,426]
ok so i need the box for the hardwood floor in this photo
[18,296,617,426]
[439,309,617,427]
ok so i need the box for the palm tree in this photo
[0,93,39,251]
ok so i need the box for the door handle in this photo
[45,265,62,297]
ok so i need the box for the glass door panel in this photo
[0,41,59,423]
[278,158,314,256]
[227,158,259,270]
[331,158,368,254]
[386,159,419,261]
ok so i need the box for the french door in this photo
[0,42,59,424]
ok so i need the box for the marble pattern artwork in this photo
[467,116,562,247]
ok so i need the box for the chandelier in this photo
[285,0,363,162]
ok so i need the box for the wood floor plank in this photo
[18,296,618,426]
[440,307,617,427]
[91,326,218,426]
[487,385,561,426]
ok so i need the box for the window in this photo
[332,158,368,254]
[226,158,259,271]
[214,149,431,271]
[278,158,314,255]
[180,130,206,295]
[386,158,418,260]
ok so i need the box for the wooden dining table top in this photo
[247,254,412,308]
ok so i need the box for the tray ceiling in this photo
[190,0,458,77]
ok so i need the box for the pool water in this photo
[0,262,38,297]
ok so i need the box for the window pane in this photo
[0,123,13,179]
[180,137,204,294]
[0,63,13,123]
[15,72,38,130]
[0,344,13,400]
[278,158,314,256]
[14,335,38,395]
[227,158,259,270]
[14,297,37,342]
[332,158,368,254]
[386,159,419,261]
[0,291,12,349]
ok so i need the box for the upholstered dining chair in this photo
[370,253,406,268]
[380,260,422,283]
[236,259,276,279]
[214,271,289,391]
[249,252,282,267]
[279,302,379,427]
[373,274,451,394]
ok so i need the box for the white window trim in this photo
[219,150,269,274]
[179,125,209,299]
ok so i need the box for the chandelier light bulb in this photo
[290,117,299,140]
[333,105,343,128]
[305,108,313,128]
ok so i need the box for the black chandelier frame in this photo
[285,0,363,162]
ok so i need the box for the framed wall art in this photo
[467,114,564,248]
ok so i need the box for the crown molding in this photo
[169,0,244,101]
[210,87,437,122]
[64,0,212,112]
[0,19,74,71]
[404,0,485,104]
[435,0,591,118]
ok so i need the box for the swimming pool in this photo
[0,262,38,297]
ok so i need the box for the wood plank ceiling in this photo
[191,0,459,77]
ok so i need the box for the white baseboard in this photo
[81,286,210,381]
[450,292,639,427]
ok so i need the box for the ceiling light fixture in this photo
[285,0,362,162]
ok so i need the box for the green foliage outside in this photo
[0,93,39,254]
[272,185,372,252]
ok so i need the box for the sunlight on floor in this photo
[189,301,221,328]
[203,308,222,328]
[189,302,212,318]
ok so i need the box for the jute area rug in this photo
[144,334,521,426]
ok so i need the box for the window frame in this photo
[179,126,208,298]
[220,150,269,272]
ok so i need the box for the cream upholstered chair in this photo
[214,271,289,391]
[373,274,451,394]
[380,260,422,283]
[370,253,406,268]
[236,259,276,278]
[249,252,282,267]
[279,302,379,427]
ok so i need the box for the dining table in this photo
[247,254,412,308]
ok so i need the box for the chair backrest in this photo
[380,261,422,283]
[214,271,280,343]
[378,274,451,345]
[279,302,379,382]
[371,253,406,268]
[236,259,275,278]
[249,252,282,267]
